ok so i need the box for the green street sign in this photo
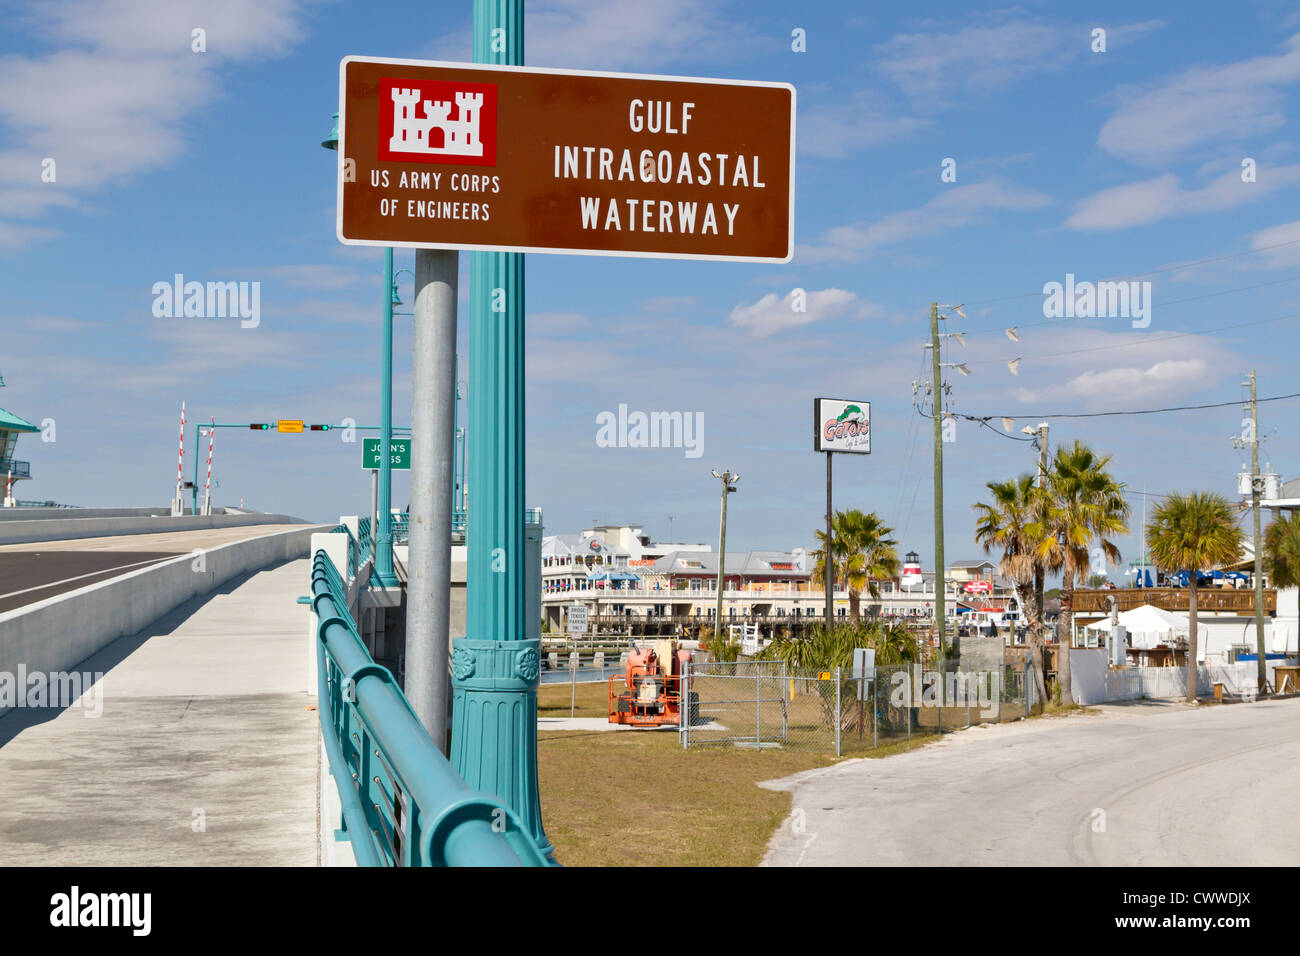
[363,437,411,470]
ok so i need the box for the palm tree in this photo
[812,509,899,623]
[1147,492,1243,702]
[1264,512,1300,664]
[1035,442,1129,705]
[973,474,1049,709]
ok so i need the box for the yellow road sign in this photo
[277,420,304,433]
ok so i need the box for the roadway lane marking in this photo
[0,554,182,602]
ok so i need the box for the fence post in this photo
[755,662,761,747]
[907,664,912,741]
[937,664,943,734]
[1025,661,1032,717]
[834,666,842,756]
[569,648,578,718]
[781,659,788,740]
[872,672,878,749]
[680,659,689,750]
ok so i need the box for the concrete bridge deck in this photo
[0,558,317,865]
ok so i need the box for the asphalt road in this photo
[761,698,1300,866]
[0,525,305,614]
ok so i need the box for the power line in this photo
[951,389,1300,423]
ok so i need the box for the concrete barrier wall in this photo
[0,507,169,522]
[0,512,306,545]
[0,525,327,716]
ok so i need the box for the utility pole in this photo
[1248,370,1268,692]
[712,469,738,643]
[929,302,946,666]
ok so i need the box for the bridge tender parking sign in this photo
[337,56,795,262]
[814,398,870,454]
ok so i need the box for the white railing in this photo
[540,582,999,601]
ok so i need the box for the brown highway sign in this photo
[337,56,795,262]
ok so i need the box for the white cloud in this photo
[798,90,925,159]
[0,221,62,251]
[253,265,371,292]
[1066,164,1300,230]
[1097,33,1300,165]
[0,0,311,251]
[727,288,879,337]
[872,19,1162,104]
[798,181,1052,263]
[1247,219,1300,269]
[1023,358,1209,403]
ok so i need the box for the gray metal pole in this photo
[1249,371,1267,692]
[825,451,833,625]
[714,472,731,642]
[834,666,841,756]
[407,249,458,752]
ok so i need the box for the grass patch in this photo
[1034,701,1101,719]
[538,681,610,719]
[538,729,832,866]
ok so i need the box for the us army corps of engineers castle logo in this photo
[378,78,498,166]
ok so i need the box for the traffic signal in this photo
[309,424,331,431]
[250,423,270,430]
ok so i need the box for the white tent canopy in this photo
[1083,604,1189,649]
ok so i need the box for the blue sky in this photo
[2,0,1300,578]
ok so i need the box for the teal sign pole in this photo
[374,248,397,585]
[452,0,552,860]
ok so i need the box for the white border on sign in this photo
[335,55,796,264]
[814,397,871,454]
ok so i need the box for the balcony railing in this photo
[0,458,30,479]
[541,581,995,601]
[1073,587,1276,615]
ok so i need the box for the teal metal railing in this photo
[358,517,372,563]
[311,551,549,866]
[329,524,359,579]
[387,508,526,545]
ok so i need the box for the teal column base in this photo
[450,637,554,861]
[373,532,397,587]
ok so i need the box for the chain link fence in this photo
[682,640,1036,755]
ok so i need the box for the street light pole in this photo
[373,249,397,585]
[712,469,738,643]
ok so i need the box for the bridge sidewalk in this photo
[0,558,318,865]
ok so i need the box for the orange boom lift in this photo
[608,640,695,727]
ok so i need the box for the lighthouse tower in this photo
[0,372,39,507]
[901,550,923,589]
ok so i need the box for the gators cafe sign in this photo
[814,398,870,454]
